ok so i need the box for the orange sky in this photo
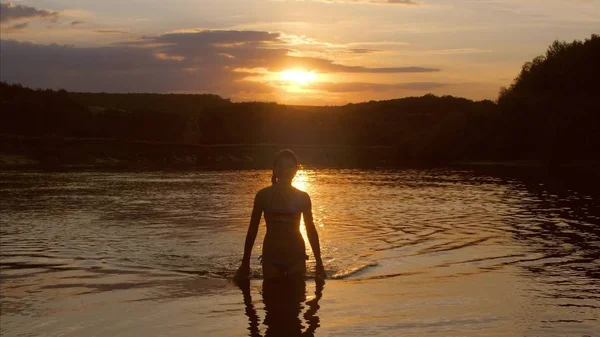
[1,0,598,105]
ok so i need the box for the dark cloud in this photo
[0,2,58,23]
[94,29,128,34]
[0,29,440,97]
[0,38,273,95]
[348,48,380,54]
[263,55,438,73]
[148,30,281,45]
[386,0,417,4]
[4,21,29,32]
[320,0,418,4]
[70,20,84,26]
[311,81,447,92]
[130,30,438,74]
[319,0,418,4]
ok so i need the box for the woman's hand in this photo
[315,262,327,281]
[234,262,250,284]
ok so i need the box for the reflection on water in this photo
[0,168,599,336]
[295,169,311,246]
[238,278,324,337]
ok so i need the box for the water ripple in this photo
[1,169,599,334]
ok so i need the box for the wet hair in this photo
[271,149,298,185]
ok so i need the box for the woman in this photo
[235,149,326,282]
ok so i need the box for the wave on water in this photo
[0,250,379,282]
[161,261,381,281]
[329,261,379,279]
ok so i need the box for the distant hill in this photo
[0,81,497,161]
[70,92,230,115]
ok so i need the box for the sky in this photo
[1,0,598,105]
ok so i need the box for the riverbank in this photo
[0,133,419,169]
[3,133,599,174]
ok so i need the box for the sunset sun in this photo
[279,70,318,86]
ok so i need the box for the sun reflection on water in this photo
[293,169,311,257]
[293,168,310,192]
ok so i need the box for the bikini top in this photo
[264,188,303,225]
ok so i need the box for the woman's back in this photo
[260,185,308,266]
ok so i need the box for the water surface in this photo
[1,169,599,336]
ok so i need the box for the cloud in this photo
[0,2,58,23]
[127,30,438,74]
[94,29,128,34]
[0,39,257,95]
[4,21,29,32]
[348,48,381,54]
[384,0,417,4]
[262,55,438,73]
[0,29,439,98]
[70,20,84,26]
[311,81,446,92]
[129,29,282,50]
[296,0,418,4]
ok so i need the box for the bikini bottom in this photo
[261,255,308,280]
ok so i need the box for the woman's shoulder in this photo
[291,186,309,195]
[256,186,272,197]
[291,187,311,202]
[253,186,271,208]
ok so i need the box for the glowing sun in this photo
[280,70,317,86]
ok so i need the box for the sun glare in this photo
[280,70,317,86]
[293,169,311,249]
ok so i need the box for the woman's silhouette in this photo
[235,149,326,282]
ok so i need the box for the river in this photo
[1,168,598,336]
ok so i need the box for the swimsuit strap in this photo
[267,187,297,213]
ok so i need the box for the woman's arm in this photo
[303,193,326,279]
[236,191,263,281]
[242,192,263,265]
